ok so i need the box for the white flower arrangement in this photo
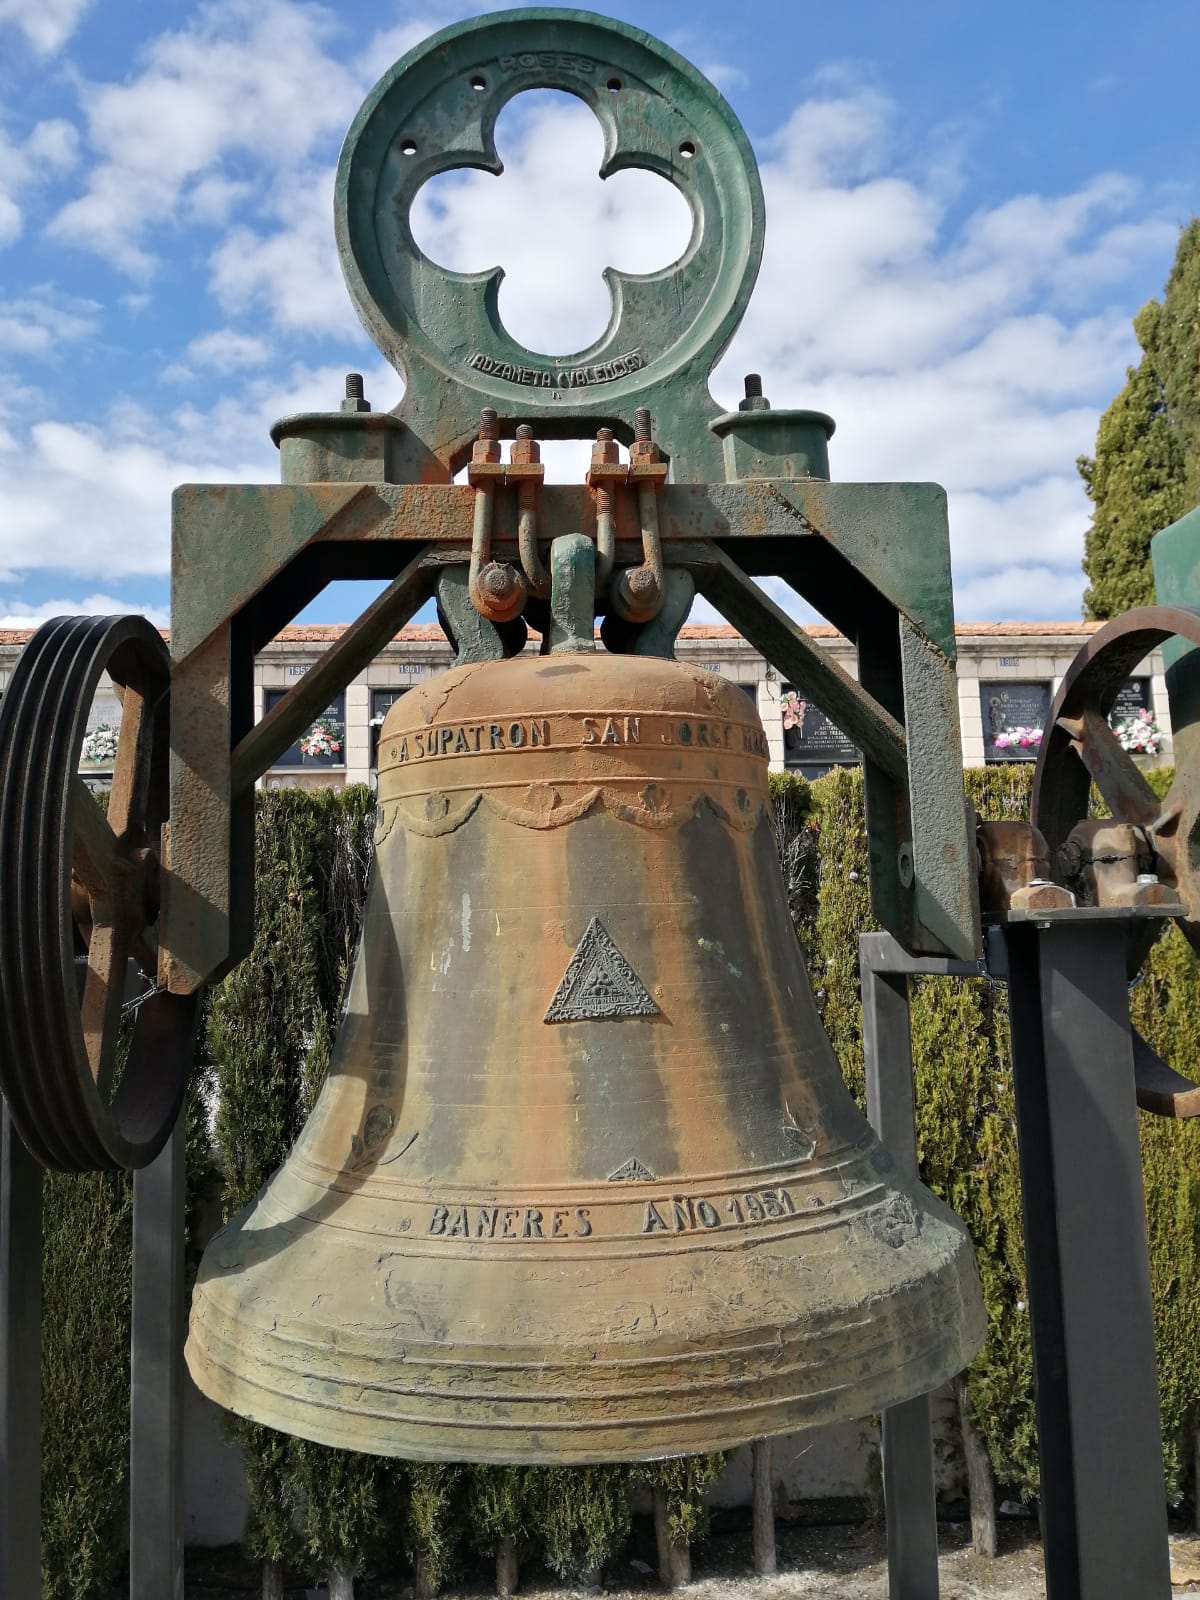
[80,724,119,764]
[299,717,344,760]
[992,725,1042,751]
[1113,708,1163,757]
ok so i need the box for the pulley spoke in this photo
[1059,706,1161,828]
[80,920,132,1097]
[71,775,119,902]
[107,675,156,840]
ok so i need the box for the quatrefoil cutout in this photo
[411,89,692,358]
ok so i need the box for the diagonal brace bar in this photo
[230,552,433,795]
[694,547,906,778]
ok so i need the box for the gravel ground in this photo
[183,1518,1050,1599]
[179,1521,1200,1598]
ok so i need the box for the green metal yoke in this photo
[166,9,978,992]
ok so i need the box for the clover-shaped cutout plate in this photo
[335,9,764,450]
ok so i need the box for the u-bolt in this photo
[510,424,549,598]
[586,427,621,590]
[468,408,527,623]
[613,406,665,623]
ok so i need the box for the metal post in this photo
[860,933,940,1600]
[130,1111,186,1600]
[0,1100,43,1599]
[1003,920,1171,1600]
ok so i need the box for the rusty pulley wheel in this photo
[1031,605,1200,1117]
[0,615,199,1169]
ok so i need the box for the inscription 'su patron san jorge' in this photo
[187,652,985,1463]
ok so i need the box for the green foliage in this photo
[1141,220,1200,510]
[1080,218,1200,618]
[404,1463,464,1590]
[1131,921,1200,1501]
[465,1466,530,1556]
[525,1466,632,1579]
[805,768,875,1100]
[205,787,390,1579]
[41,1170,133,1599]
[634,1454,729,1545]
[294,1440,396,1577]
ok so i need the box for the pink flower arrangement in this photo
[1113,708,1162,757]
[299,717,344,759]
[781,691,808,731]
[993,725,1042,751]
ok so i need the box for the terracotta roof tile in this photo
[0,619,1102,647]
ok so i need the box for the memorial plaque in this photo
[1109,678,1152,725]
[980,681,1051,763]
[263,689,346,768]
[780,686,861,775]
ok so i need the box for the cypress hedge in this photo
[37,762,1200,1586]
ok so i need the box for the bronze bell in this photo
[186,653,984,1462]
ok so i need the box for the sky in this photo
[0,0,1198,632]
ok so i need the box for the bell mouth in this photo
[186,1147,984,1463]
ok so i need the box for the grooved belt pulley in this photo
[0,614,198,1170]
[1031,604,1200,1118]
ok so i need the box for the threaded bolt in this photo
[744,374,763,399]
[480,407,498,438]
[516,423,533,440]
[345,373,364,400]
[633,407,652,442]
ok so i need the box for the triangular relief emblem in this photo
[544,917,659,1023]
[608,1157,655,1181]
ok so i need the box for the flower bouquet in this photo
[299,717,344,761]
[1113,708,1163,758]
[80,724,119,764]
[992,725,1043,752]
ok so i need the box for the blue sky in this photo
[1,0,1197,629]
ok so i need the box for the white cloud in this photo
[0,357,401,582]
[0,117,79,246]
[210,170,358,338]
[953,563,1085,622]
[0,288,100,354]
[184,328,273,373]
[0,592,169,629]
[47,0,361,274]
[0,0,92,56]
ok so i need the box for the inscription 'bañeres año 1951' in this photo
[388,716,769,763]
[426,1187,797,1241]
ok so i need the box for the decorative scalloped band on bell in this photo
[186,652,985,1463]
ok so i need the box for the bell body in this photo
[187,654,984,1462]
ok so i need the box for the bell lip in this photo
[184,1284,985,1464]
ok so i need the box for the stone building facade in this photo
[0,619,1174,785]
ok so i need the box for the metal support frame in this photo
[130,1113,186,1599]
[862,923,1174,1600]
[0,1098,186,1599]
[861,933,980,1600]
[0,1101,42,1600]
[998,920,1171,1600]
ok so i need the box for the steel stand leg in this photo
[0,1100,42,1600]
[1004,921,1170,1600]
[130,1112,185,1600]
[861,936,940,1600]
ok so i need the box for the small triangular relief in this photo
[608,1156,655,1182]
[544,916,659,1023]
